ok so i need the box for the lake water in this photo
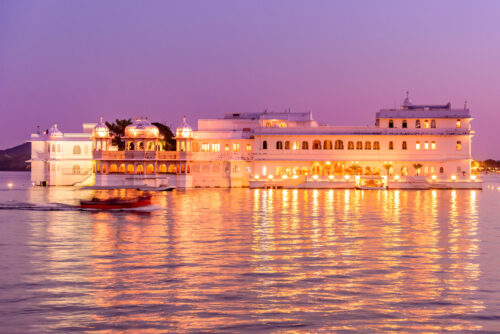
[0,171,499,333]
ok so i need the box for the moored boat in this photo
[80,195,152,210]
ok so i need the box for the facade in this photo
[89,95,481,189]
[30,123,94,186]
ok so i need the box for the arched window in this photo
[389,120,394,128]
[126,164,135,174]
[159,164,167,173]
[284,141,291,150]
[347,141,354,150]
[389,141,394,150]
[263,140,268,150]
[312,140,321,150]
[72,165,81,174]
[119,164,125,173]
[431,141,436,150]
[146,164,155,174]
[456,141,462,150]
[356,141,363,150]
[402,120,407,128]
[416,120,421,128]
[424,120,429,128]
[373,141,380,150]
[128,142,134,151]
[424,141,429,150]
[416,141,421,150]
[137,141,144,150]
[456,119,461,128]
[266,122,271,127]
[136,165,144,174]
[364,141,371,150]
[334,140,344,150]
[57,144,61,152]
[51,144,56,152]
[279,122,287,128]
[147,142,155,151]
[109,164,118,173]
[276,141,283,150]
[292,141,300,150]
[440,167,444,173]
[324,140,332,150]
[168,165,177,173]
[73,145,81,155]
[431,120,436,128]
[302,141,309,150]
[402,141,407,150]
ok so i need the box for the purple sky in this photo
[1,0,499,159]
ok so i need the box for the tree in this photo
[105,119,132,150]
[348,164,362,175]
[152,122,176,151]
[383,163,393,176]
[413,163,423,176]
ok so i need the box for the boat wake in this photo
[0,202,163,212]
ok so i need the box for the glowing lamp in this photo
[7,183,13,189]
[451,175,457,180]
[254,175,259,179]
[312,175,318,180]
[344,175,350,180]
[328,175,334,180]
[431,175,437,180]
[282,175,288,179]
[326,161,331,165]
[293,175,299,179]
[268,175,273,180]
[394,175,400,180]
[470,175,477,181]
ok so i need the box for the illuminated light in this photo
[328,175,334,180]
[7,183,13,189]
[292,175,299,179]
[344,175,350,180]
[312,175,318,180]
[470,175,477,181]
[282,175,288,179]
[451,175,457,180]
[326,161,331,165]
[431,175,437,180]
[254,175,259,179]
[394,175,400,180]
[268,175,273,180]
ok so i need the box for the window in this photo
[266,122,271,127]
[201,143,210,152]
[263,141,267,150]
[402,120,407,128]
[334,140,344,150]
[416,141,421,150]
[456,119,461,128]
[356,141,363,150]
[431,141,436,150]
[373,141,380,150]
[51,144,56,152]
[348,141,354,150]
[109,164,118,173]
[324,140,332,150]
[440,167,444,173]
[57,144,61,152]
[389,120,394,128]
[72,165,81,174]
[225,144,230,151]
[312,140,321,150]
[402,141,407,150]
[212,143,220,152]
[233,143,240,152]
[279,122,287,128]
[73,145,81,155]
[431,120,436,128]
[424,120,429,128]
[285,141,290,150]
[389,141,394,150]
[456,141,462,150]
[292,141,300,150]
[364,141,371,150]
[276,141,283,150]
[246,144,252,151]
[416,120,421,128]
[424,141,429,150]
[302,141,309,150]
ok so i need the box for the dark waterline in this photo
[0,172,499,333]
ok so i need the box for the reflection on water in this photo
[0,176,499,332]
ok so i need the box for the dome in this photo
[124,117,160,138]
[176,116,193,138]
[48,123,63,138]
[402,90,413,107]
[93,116,110,138]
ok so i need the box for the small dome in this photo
[125,117,159,138]
[176,116,193,138]
[402,91,413,107]
[48,123,63,138]
[93,116,110,138]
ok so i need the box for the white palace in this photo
[30,94,482,189]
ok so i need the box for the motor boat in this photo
[80,195,152,210]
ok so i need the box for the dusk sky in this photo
[1,0,499,159]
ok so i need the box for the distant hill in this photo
[0,142,31,171]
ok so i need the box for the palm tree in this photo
[383,163,393,176]
[413,163,423,176]
[349,164,362,175]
